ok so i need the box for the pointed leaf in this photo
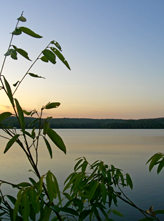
[60,207,79,216]
[19,27,42,38]
[22,193,30,221]
[29,178,36,186]
[52,173,61,202]
[43,122,50,135]
[15,99,25,133]
[12,28,22,35]
[6,195,16,205]
[46,127,66,154]
[112,209,123,217]
[50,205,60,213]
[13,189,23,221]
[42,49,56,64]
[0,112,12,122]
[28,73,45,79]
[148,153,163,171]
[11,50,17,60]
[51,41,62,51]
[50,47,71,70]
[13,81,19,87]
[64,60,71,70]
[12,45,31,61]
[23,110,32,116]
[4,49,15,56]
[40,56,48,62]
[46,171,55,203]
[4,77,15,107]
[88,182,99,201]
[43,137,52,159]
[4,134,19,154]
[45,102,60,109]
[17,16,27,22]
[126,173,133,189]
[157,158,164,174]
[28,118,38,127]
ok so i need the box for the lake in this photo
[0,129,164,220]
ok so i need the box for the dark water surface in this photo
[0,129,164,220]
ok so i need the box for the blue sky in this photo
[0,0,164,119]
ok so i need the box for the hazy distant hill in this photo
[1,116,164,129]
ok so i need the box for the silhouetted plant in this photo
[0,12,163,221]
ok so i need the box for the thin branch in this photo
[0,11,24,77]
[13,42,51,95]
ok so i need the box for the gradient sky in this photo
[0,0,164,119]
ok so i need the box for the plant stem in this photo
[0,11,24,78]
[13,42,51,95]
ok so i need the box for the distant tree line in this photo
[1,116,164,129]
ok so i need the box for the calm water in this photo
[0,129,164,220]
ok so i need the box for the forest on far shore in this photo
[1,116,164,129]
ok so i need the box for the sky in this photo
[0,0,164,119]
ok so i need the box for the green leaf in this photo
[43,122,50,135]
[6,195,16,205]
[13,189,23,221]
[80,210,91,220]
[112,209,124,217]
[154,209,164,214]
[0,112,12,122]
[31,127,35,139]
[30,188,40,214]
[29,178,36,186]
[15,99,25,133]
[42,49,56,64]
[63,60,71,70]
[43,137,52,159]
[52,173,61,203]
[42,206,51,220]
[40,56,49,62]
[13,81,19,87]
[47,127,66,154]
[23,110,32,116]
[60,207,79,216]
[12,45,31,61]
[16,182,31,187]
[17,16,27,22]
[88,182,99,201]
[45,102,60,109]
[101,182,107,204]
[11,50,17,60]
[50,205,60,213]
[5,49,17,59]
[157,158,164,174]
[50,47,71,70]
[148,153,163,172]
[4,77,15,107]
[51,41,62,51]
[46,171,55,203]
[74,159,83,171]
[28,118,38,127]
[72,198,83,212]
[12,28,22,35]
[22,193,30,221]
[28,73,45,79]
[4,134,19,154]
[24,130,33,139]
[126,173,133,189]
[19,26,42,38]
[36,176,43,200]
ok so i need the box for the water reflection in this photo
[0,129,164,220]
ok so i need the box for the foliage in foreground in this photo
[0,12,163,221]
